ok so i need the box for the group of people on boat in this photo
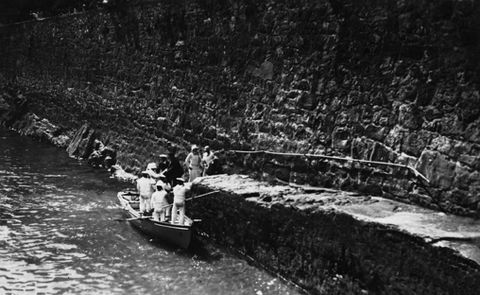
[135,144,221,224]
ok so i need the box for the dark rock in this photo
[401,130,433,156]
[364,124,388,141]
[331,127,351,151]
[11,113,70,148]
[252,60,273,80]
[398,103,422,130]
[67,124,97,159]
[370,142,396,163]
[0,93,28,127]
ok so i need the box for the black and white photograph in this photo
[1,0,480,294]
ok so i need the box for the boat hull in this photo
[117,191,192,249]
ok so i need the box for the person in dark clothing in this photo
[158,154,169,173]
[165,150,183,187]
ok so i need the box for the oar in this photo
[185,190,221,202]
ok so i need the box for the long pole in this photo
[229,149,429,183]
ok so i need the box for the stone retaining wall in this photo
[0,0,479,215]
[189,175,480,294]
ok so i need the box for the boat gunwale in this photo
[117,191,193,230]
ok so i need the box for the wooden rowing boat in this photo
[117,190,193,249]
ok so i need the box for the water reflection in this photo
[0,128,298,295]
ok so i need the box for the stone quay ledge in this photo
[189,174,480,294]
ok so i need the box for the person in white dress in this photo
[185,145,203,182]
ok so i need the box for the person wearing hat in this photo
[146,161,166,182]
[185,145,203,182]
[136,170,156,215]
[171,177,188,225]
[151,181,169,222]
[202,146,224,176]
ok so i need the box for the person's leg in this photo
[178,204,185,225]
[171,203,178,224]
[145,197,152,213]
[165,193,172,218]
[139,197,146,214]
[152,210,159,221]
[160,209,166,222]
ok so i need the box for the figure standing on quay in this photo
[185,145,203,182]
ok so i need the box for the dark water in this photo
[0,128,299,295]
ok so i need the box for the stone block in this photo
[416,150,456,188]
[364,124,388,141]
[369,142,397,163]
[66,124,96,159]
[464,120,480,143]
[331,127,351,151]
[429,135,453,154]
[398,103,422,130]
[458,154,480,170]
[400,130,433,156]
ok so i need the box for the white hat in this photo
[146,162,157,170]
[191,145,198,151]
[159,154,168,158]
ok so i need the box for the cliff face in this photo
[1,0,479,215]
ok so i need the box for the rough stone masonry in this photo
[1,0,479,216]
[190,174,480,294]
[1,1,480,293]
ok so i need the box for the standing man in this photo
[165,149,183,187]
[136,170,155,216]
[151,181,169,222]
[171,178,188,225]
[185,145,203,182]
[201,146,214,176]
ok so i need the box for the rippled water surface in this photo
[0,128,298,295]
